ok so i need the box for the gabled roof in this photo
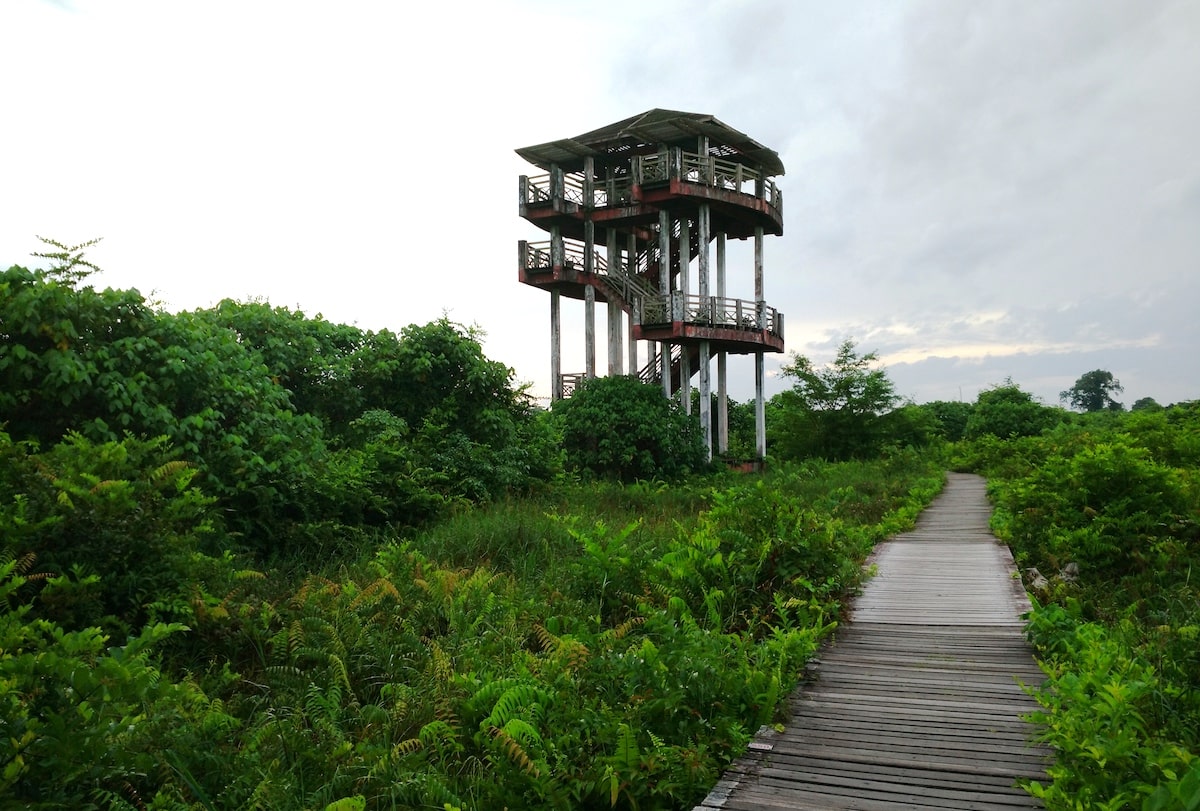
[516,108,785,177]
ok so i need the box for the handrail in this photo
[561,372,585,397]
[523,240,553,272]
[521,151,781,216]
[524,174,552,205]
[562,174,585,206]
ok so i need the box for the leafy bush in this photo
[0,430,226,632]
[971,404,1200,808]
[965,381,1062,439]
[553,375,708,481]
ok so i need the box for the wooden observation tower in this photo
[516,109,785,460]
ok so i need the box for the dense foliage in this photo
[768,339,901,461]
[958,403,1200,808]
[1,248,952,809]
[6,245,1197,808]
[1,422,944,809]
[553,375,707,481]
[1,258,555,555]
[1060,369,1125,413]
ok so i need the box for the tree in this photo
[965,380,1061,439]
[553,375,707,481]
[1131,397,1162,412]
[921,400,974,442]
[769,339,900,460]
[1060,369,1124,412]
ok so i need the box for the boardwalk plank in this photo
[692,472,1049,810]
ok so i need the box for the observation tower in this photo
[516,109,785,460]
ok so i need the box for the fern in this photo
[482,684,549,730]
[489,725,540,777]
[149,460,193,487]
[612,722,640,773]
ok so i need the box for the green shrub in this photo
[553,376,709,482]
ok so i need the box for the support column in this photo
[697,204,711,457]
[754,226,764,320]
[679,215,691,413]
[551,290,562,401]
[658,209,671,397]
[754,225,766,459]
[607,229,622,375]
[584,209,596,380]
[585,285,596,380]
[756,351,766,460]
[716,232,728,453]
[627,233,638,375]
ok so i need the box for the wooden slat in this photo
[693,473,1050,811]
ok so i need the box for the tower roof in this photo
[516,109,785,177]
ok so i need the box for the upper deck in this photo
[518,146,783,240]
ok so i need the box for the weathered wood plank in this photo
[692,472,1050,810]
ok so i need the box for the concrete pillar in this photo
[754,225,766,458]
[700,341,711,461]
[551,290,562,401]
[585,285,596,379]
[658,209,671,397]
[716,231,728,453]
[627,233,638,375]
[756,351,766,460]
[754,225,764,316]
[697,204,711,456]
[584,213,596,380]
[717,353,728,453]
[607,229,622,375]
[679,215,691,412]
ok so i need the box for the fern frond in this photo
[392,737,423,757]
[349,576,400,609]
[149,460,192,485]
[601,616,645,643]
[612,722,640,772]
[328,653,356,705]
[427,640,453,686]
[489,725,540,777]
[533,624,558,653]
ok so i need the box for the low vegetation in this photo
[960,405,1200,809]
[3,244,1197,808]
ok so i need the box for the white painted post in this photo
[551,290,562,401]
[756,351,766,460]
[627,233,638,374]
[716,231,728,453]
[585,284,596,380]
[679,215,691,413]
[607,229,622,375]
[697,204,711,455]
[659,209,671,397]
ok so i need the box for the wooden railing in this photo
[561,372,585,397]
[642,292,783,339]
[522,240,553,272]
[524,173,552,204]
[519,147,782,215]
[523,238,783,341]
[593,176,634,208]
[637,343,682,385]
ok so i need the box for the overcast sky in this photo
[3,0,1197,408]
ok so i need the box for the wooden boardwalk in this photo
[694,473,1050,810]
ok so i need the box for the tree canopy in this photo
[768,339,901,460]
[965,381,1061,439]
[1061,369,1124,412]
[0,256,557,554]
[552,375,707,481]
